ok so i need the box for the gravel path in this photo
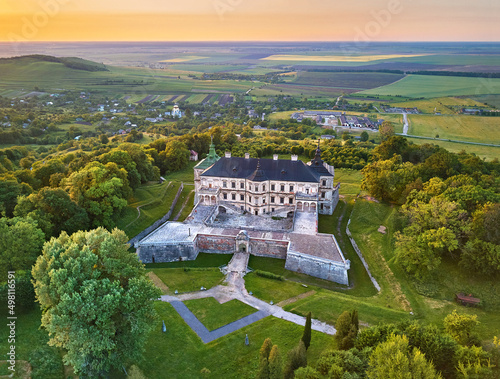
[160,252,336,342]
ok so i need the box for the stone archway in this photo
[297,202,303,211]
[311,203,316,211]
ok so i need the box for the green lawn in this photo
[284,291,411,328]
[244,273,311,303]
[145,253,232,269]
[361,74,500,98]
[149,268,225,294]
[334,168,364,196]
[0,309,64,377]
[132,301,334,379]
[184,298,257,331]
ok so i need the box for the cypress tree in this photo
[301,312,312,350]
[257,338,273,379]
[268,345,282,379]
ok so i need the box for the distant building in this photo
[172,104,182,118]
[190,150,199,161]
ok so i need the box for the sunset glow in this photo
[0,0,499,41]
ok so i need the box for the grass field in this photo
[134,301,334,379]
[405,137,500,161]
[293,71,404,90]
[334,169,364,196]
[184,298,257,331]
[261,54,428,62]
[390,96,488,114]
[407,114,500,144]
[150,267,224,294]
[362,74,500,98]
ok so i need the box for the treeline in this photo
[280,309,499,379]
[362,136,500,278]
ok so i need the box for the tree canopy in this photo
[32,228,161,377]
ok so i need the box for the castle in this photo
[136,141,350,285]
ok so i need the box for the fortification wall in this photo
[250,239,288,259]
[196,234,236,254]
[285,251,349,285]
[137,242,197,263]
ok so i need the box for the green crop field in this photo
[362,74,500,98]
[0,57,256,97]
[390,96,489,114]
[406,114,500,144]
[405,137,500,161]
[292,71,405,90]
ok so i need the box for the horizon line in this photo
[1,40,499,43]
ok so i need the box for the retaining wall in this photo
[285,250,349,285]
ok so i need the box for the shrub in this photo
[255,270,284,281]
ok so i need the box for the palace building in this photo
[135,141,349,285]
[194,141,340,216]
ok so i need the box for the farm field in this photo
[390,96,489,114]
[261,54,428,63]
[405,137,500,161]
[406,114,500,144]
[0,57,256,96]
[361,74,500,98]
[292,72,405,89]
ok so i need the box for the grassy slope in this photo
[361,74,500,97]
[390,96,488,114]
[405,137,500,161]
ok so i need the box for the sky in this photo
[1,0,499,42]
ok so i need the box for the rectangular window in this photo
[271,197,275,203]
[249,196,252,202]
[249,185,252,191]
[289,198,293,204]
[263,185,266,191]
[289,185,294,192]
[263,198,266,204]
[232,182,236,188]
[240,194,244,201]
[271,184,275,191]
[254,198,258,204]
[240,182,244,189]
[255,210,258,215]
[232,194,236,200]
[281,185,285,191]
[255,185,259,192]
[322,180,326,186]
[280,197,284,204]
[321,192,325,198]
[240,206,244,210]
[271,207,275,212]
[223,181,227,188]
[223,193,227,199]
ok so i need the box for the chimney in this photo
[273,154,278,160]
[291,155,298,161]
[245,153,250,159]
[225,152,231,158]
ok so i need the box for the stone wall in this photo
[195,234,235,254]
[250,239,288,259]
[137,242,197,263]
[285,251,349,285]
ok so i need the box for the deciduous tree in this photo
[32,228,161,378]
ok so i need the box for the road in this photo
[402,112,409,135]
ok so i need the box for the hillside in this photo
[0,55,108,72]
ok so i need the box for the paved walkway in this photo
[160,251,336,343]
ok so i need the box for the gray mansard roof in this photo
[201,157,332,183]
